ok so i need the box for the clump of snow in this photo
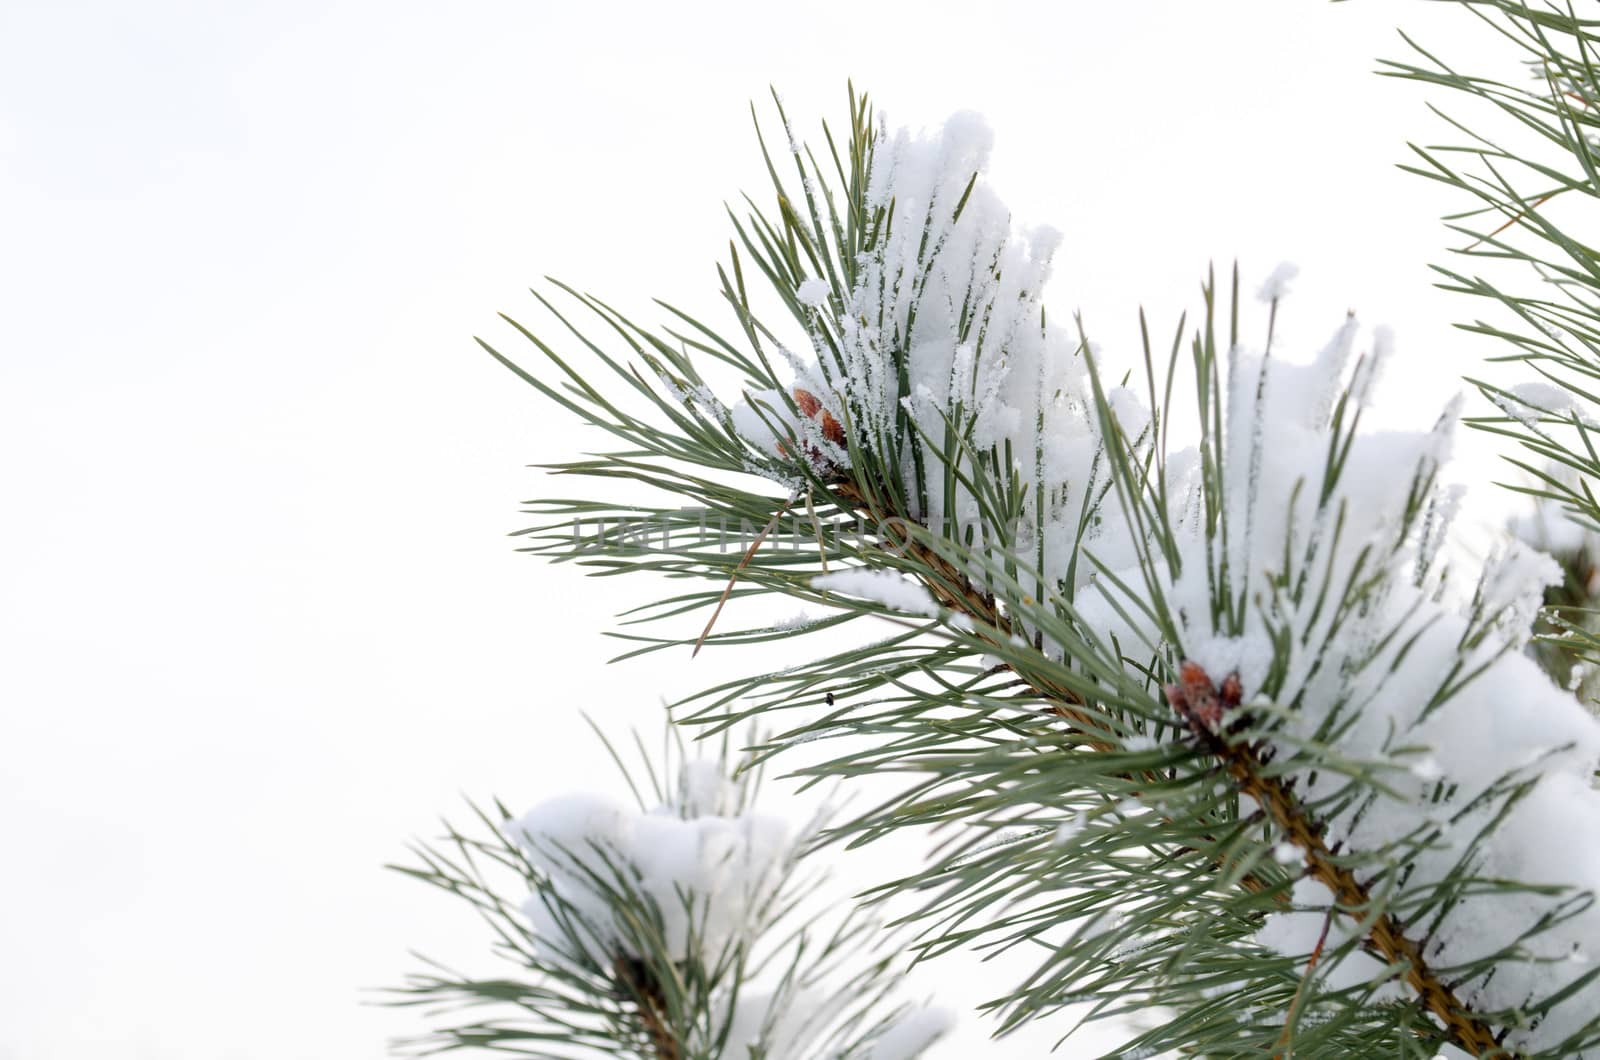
[732,387,792,458]
[1121,732,1159,753]
[1053,817,1083,846]
[1492,380,1575,428]
[1255,879,1406,1001]
[814,568,940,618]
[507,760,795,967]
[1512,491,1595,560]
[731,384,848,476]
[504,748,950,1058]
[1115,797,1150,819]
[1510,459,1600,572]
[1513,380,1573,413]
[769,610,823,631]
[1107,385,1151,440]
[675,758,734,818]
[1475,542,1562,646]
[1507,460,1600,701]
[796,277,832,308]
[1407,755,1442,781]
[739,111,1142,611]
[1257,261,1299,302]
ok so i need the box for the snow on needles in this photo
[505,756,950,1060]
[1511,457,1600,568]
[735,112,1141,597]
[1084,290,1600,1056]
[508,774,793,968]
[814,569,939,618]
[718,106,1600,1048]
[1256,261,1298,302]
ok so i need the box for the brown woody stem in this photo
[1197,728,1512,1058]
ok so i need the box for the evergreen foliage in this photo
[1389,1,1600,697]
[391,723,950,1059]
[400,4,1600,1056]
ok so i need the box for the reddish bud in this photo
[1219,672,1243,709]
[819,411,845,446]
[1169,660,1247,733]
[790,387,846,450]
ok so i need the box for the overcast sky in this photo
[0,2,1520,1057]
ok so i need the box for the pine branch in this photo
[832,476,1288,903]
[837,440,1506,1057]
[390,722,952,1059]
[474,78,1600,1057]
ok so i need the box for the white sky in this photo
[0,2,1523,1057]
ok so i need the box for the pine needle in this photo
[1274,907,1335,1059]
[692,492,797,657]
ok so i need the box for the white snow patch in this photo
[1408,755,1443,782]
[814,568,939,618]
[796,277,832,308]
[1122,732,1160,753]
[1257,261,1299,302]
[1053,815,1084,846]
[507,765,795,966]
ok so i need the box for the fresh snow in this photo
[507,764,794,967]
[770,610,824,631]
[1492,379,1575,427]
[814,568,940,618]
[505,756,949,1060]
[1511,459,1600,568]
[1256,261,1299,302]
[1053,815,1084,846]
[796,276,832,308]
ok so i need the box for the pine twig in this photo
[1274,906,1335,1059]
[1462,190,1558,251]
[692,492,797,657]
[1196,724,1512,1059]
[832,478,1283,904]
